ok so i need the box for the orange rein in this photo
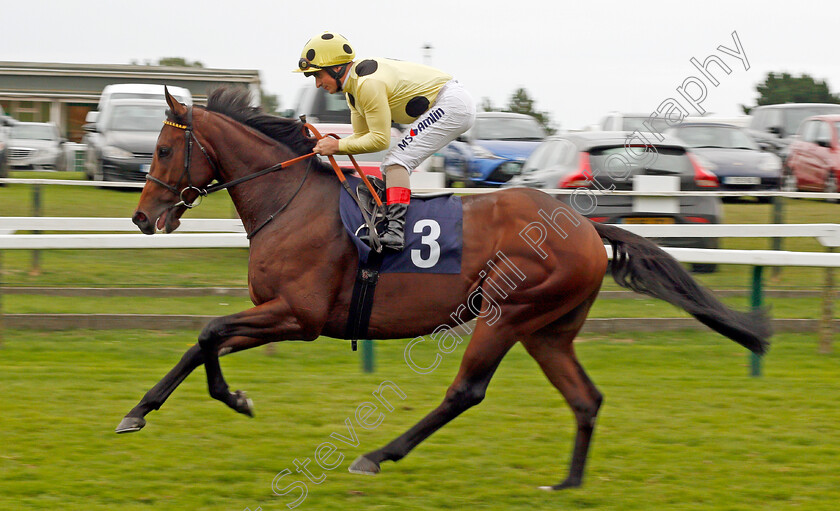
[303,123,384,208]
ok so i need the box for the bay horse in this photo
[122,87,770,490]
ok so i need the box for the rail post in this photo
[30,184,42,275]
[750,265,764,377]
[820,247,836,354]
[770,195,784,278]
[361,339,375,373]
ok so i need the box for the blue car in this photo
[440,111,546,187]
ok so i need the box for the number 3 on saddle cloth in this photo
[338,175,463,346]
[339,175,463,274]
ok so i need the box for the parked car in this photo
[287,85,351,124]
[667,121,782,201]
[784,114,840,202]
[309,123,404,179]
[4,122,67,171]
[85,83,192,126]
[747,103,840,159]
[503,131,722,272]
[438,112,545,187]
[0,110,11,180]
[0,105,16,179]
[290,87,439,172]
[598,112,672,133]
[83,98,168,182]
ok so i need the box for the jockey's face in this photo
[313,69,339,94]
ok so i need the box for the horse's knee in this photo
[570,395,602,428]
[444,382,486,412]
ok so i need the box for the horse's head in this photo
[132,87,218,234]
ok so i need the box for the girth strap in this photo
[344,250,384,350]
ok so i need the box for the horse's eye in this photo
[158,146,172,158]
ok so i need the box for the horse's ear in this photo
[164,86,187,117]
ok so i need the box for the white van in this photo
[85,84,192,124]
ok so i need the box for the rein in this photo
[149,108,383,245]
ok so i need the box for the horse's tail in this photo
[591,221,771,355]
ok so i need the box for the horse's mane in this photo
[203,86,320,158]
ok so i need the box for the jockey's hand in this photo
[313,137,340,156]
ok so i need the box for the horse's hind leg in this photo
[521,295,603,490]
[349,321,516,475]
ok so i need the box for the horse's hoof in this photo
[233,390,255,417]
[115,416,146,434]
[538,479,581,491]
[348,455,380,475]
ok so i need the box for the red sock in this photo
[386,187,411,205]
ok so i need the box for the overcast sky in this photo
[4,0,840,130]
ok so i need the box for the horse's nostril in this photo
[133,211,147,225]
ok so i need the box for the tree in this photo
[742,72,840,114]
[479,97,498,112]
[157,57,204,68]
[504,88,556,135]
[261,90,281,115]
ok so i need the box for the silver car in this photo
[504,131,723,272]
[5,122,66,171]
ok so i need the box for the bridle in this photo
[147,106,384,247]
[147,107,317,239]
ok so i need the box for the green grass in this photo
[2,294,837,320]
[0,330,838,510]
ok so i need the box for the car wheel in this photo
[93,161,106,182]
[825,171,839,203]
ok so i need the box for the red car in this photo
[784,114,840,201]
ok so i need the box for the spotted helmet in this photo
[294,32,355,75]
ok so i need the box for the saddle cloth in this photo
[338,176,463,274]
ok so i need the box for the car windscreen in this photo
[674,126,758,150]
[473,117,545,140]
[329,135,398,164]
[106,104,168,131]
[109,92,189,103]
[311,91,352,124]
[784,106,840,135]
[622,116,670,133]
[10,125,56,140]
[589,145,691,176]
[521,139,577,172]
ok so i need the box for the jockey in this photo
[294,31,476,251]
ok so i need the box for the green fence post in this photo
[770,195,784,278]
[30,184,41,275]
[361,339,375,373]
[820,247,836,354]
[750,265,764,377]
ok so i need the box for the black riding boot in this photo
[379,203,408,251]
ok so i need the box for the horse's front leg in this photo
[115,336,267,433]
[197,298,319,416]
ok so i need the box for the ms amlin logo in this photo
[397,108,446,150]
